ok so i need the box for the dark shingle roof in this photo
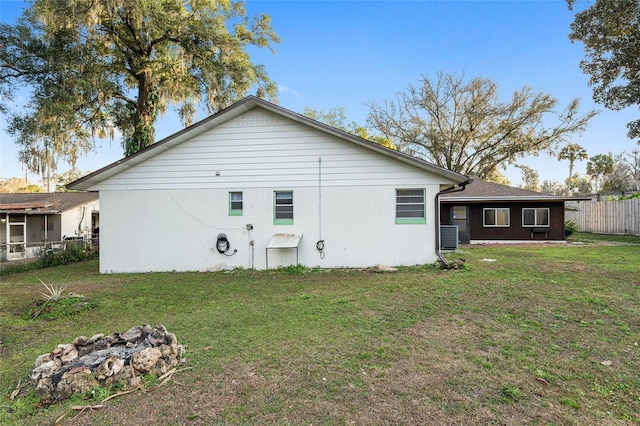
[441,177,587,202]
[0,192,98,213]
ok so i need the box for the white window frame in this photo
[483,207,510,227]
[522,207,550,227]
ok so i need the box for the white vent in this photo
[440,225,458,251]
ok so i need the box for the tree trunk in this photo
[566,161,574,196]
[125,75,158,156]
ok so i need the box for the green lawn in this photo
[1,234,639,425]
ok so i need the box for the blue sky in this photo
[0,0,637,187]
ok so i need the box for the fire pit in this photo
[29,324,184,401]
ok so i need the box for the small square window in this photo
[229,192,243,216]
[274,191,293,224]
[483,208,510,227]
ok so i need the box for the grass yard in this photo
[0,233,639,425]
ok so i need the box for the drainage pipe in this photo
[434,178,471,267]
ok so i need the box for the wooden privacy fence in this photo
[566,199,640,236]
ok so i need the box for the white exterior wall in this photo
[60,200,99,239]
[98,185,441,272]
[93,108,454,273]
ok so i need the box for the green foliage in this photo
[303,107,395,149]
[558,143,588,165]
[500,384,522,401]
[564,219,579,237]
[484,168,511,185]
[53,168,86,192]
[17,184,44,193]
[88,385,111,402]
[568,0,640,139]
[35,243,98,269]
[0,262,36,276]
[618,192,640,200]
[0,0,280,169]
[0,243,98,277]
[535,369,554,384]
[568,231,640,244]
[516,164,540,192]
[280,263,310,275]
[599,149,640,193]
[123,89,160,155]
[570,174,593,195]
[558,143,588,195]
[23,296,96,320]
[143,373,160,387]
[559,397,581,410]
[587,153,614,193]
[0,177,39,193]
[541,179,565,196]
[1,392,41,419]
[367,72,598,179]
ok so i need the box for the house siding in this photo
[441,202,566,241]
[80,106,462,273]
[89,110,447,191]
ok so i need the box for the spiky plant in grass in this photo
[30,278,70,319]
[38,278,69,302]
[28,277,95,320]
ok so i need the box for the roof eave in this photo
[0,209,63,214]
[441,196,591,203]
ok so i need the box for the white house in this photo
[68,97,468,273]
[0,192,99,261]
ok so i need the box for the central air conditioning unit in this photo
[440,225,459,251]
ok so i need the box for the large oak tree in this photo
[0,0,279,174]
[366,72,597,179]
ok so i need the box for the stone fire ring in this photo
[29,324,185,401]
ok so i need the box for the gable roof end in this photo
[67,96,468,191]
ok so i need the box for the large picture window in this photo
[396,189,426,224]
[522,208,549,227]
[483,208,510,227]
[274,191,293,224]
